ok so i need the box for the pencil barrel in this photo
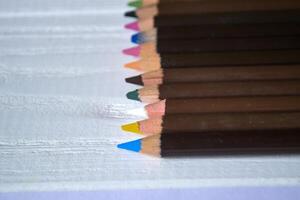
[160,50,300,67]
[160,130,300,157]
[165,96,300,114]
[161,112,300,133]
[154,10,300,26]
[123,0,300,157]
[161,65,300,83]
[157,1,300,16]
[156,37,300,53]
[156,23,300,39]
[158,80,300,99]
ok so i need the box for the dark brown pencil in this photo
[159,130,300,157]
[125,65,300,86]
[127,80,300,103]
[129,0,205,9]
[118,130,300,157]
[125,50,300,72]
[131,0,300,19]
[133,23,300,44]
[131,10,300,32]
[152,10,300,27]
[123,112,300,135]
[163,97,300,115]
[157,23,300,39]
[130,0,300,9]
[141,96,300,117]
[129,36,300,55]
[130,0,279,9]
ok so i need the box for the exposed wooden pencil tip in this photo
[145,100,166,117]
[125,10,137,18]
[117,139,141,152]
[124,60,142,71]
[121,122,142,134]
[125,75,144,86]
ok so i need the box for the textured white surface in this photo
[0,0,300,192]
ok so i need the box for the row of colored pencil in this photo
[118,0,300,157]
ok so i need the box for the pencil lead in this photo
[122,46,141,57]
[131,33,138,44]
[131,33,143,44]
[124,21,139,31]
[125,10,137,18]
[126,107,148,118]
[121,122,142,134]
[125,75,143,85]
[126,89,140,101]
[117,139,141,152]
[124,60,142,71]
[128,0,142,8]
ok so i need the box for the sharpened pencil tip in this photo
[125,10,137,18]
[128,0,142,8]
[131,33,138,44]
[126,89,140,101]
[121,122,142,134]
[117,139,141,152]
[124,60,142,71]
[122,46,141,57]
[125,75,143,86]
[125,21,139,31]
[131,33,143,44]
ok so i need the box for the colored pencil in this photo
[128,0,221,8]
[122,1,300,158]
[125,1,300,19]
[124,50,300,72]
[128,0,300,9]
[118,130,300,157]
[128,0,157,8]
[138,96,300,117]
[126,80,300,103]
[123,37,300,57]
[126,10,300,32]
[121,112,300,135]
[131,23,300,44]
[125,65,300,86]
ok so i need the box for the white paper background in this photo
[0,0,300,192]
